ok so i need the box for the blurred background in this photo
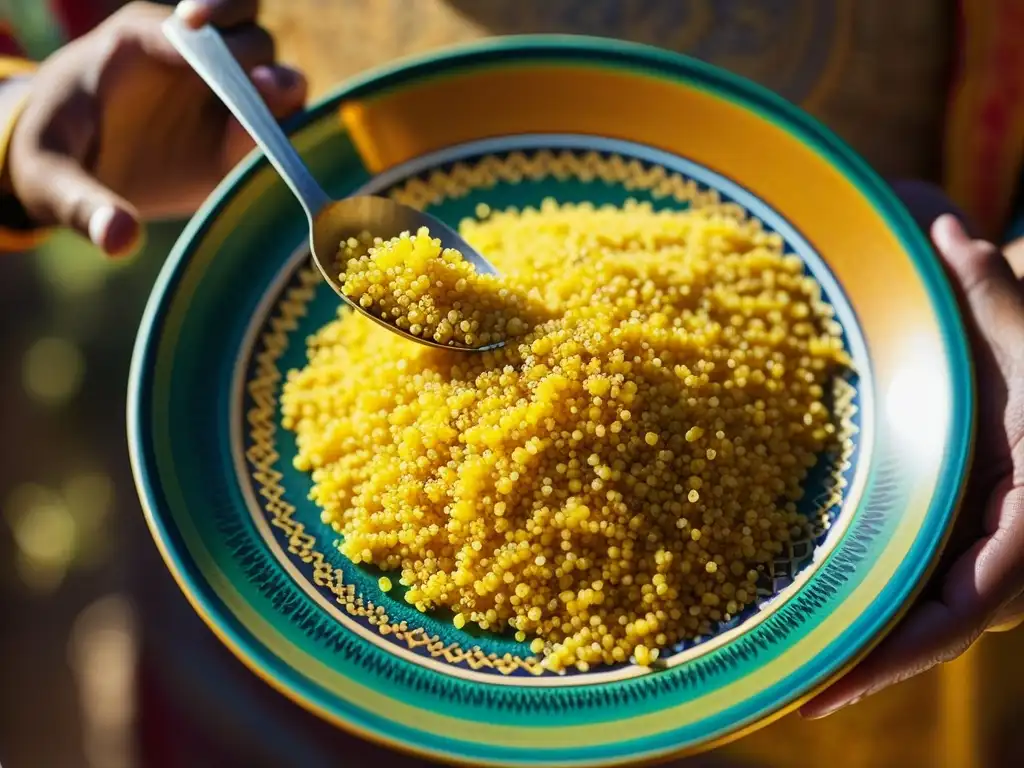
[1,1,1022,767]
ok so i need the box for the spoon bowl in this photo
[309,197,505,350]
[162,14,504,352]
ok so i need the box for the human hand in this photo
[2,0,307,256]
[802,190,1024,718]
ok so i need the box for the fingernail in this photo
[252,65,303,92]
[932,214,970,253]
[801,696,859,721]
[175,0,210,27]
[276,65,304,91]
[89,206,139,258]
[88,205,115,248]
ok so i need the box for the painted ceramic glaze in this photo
[129,37,973,767]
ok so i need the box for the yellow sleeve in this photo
[0,56,48,252]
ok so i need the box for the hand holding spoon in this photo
[162,12,505,351]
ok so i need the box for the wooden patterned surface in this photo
[251,3,991,766]
[261,0,952,181]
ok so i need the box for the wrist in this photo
[0,74,34,199]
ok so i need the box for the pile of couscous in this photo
[281,199,848,672]
[339,228,541,348]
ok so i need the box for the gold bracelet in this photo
[0,69,50,250]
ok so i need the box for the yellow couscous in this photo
[339,228,539,348]
[281,199,848,671]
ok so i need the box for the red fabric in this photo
[0,24,26,57]
[137,661,178,768]
[48,0,117,40]
[0,0,121,59]
[944,0,1024,239]
[968,0,1024,233]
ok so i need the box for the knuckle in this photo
[104,1,166,39]
[93,8,145,61]
[55,190,92,230]
[108,1,147,26]
[966,239,1000,262]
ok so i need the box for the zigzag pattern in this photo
[389,150,725,210]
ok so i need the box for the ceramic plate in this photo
[129,37,973,767]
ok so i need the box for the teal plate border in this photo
[128,36,974,767]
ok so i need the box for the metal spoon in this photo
[162,14,504,352]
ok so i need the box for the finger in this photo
[949,486,1024,613]
[134,18,277,86]
[222,24,276,71]
[114,5,269,67]
[175,0,260,30]
[103,2,181,66]
[250,64,306,117]
[932,215,1024,373]
[800,600,970,720]
[221,65,307,169]
[23,154,141,257]
[802,485,1024,719]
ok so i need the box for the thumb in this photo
[25,153,141,257]
[932,214,1024,374]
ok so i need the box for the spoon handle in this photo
[162,14,330,220]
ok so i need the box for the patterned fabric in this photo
[945,0,1024,241]
[0,6,1021,764]
[266,0,952,182]
[0,20,25,56]
[1,0,119,54]
[2,0,1024,241]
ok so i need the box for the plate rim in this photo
[127,34,975,767]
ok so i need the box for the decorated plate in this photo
[128,37,973,767]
